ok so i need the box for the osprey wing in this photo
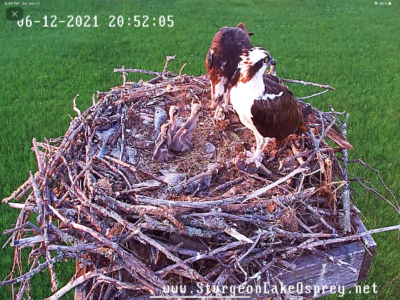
[251,79,303,140]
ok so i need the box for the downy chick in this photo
[152,123,174,162]
[170,103,203,153]
[155,106,180,145]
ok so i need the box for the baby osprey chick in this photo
[170,103,203,153]
[152,123,174,162]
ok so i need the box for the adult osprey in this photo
[205,22,253,117]
[230,47,308,166]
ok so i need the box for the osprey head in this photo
[238,47,274,82]
[236,22,254,36]
[240,47,273,67]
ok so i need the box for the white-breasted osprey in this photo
[205,23,253,117]
[230,47,308,166]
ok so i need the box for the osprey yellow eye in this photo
[264,57,269,63]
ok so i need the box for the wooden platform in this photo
[74,215,376,300]
[279,215,376,299]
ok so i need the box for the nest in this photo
[2,64,399,300]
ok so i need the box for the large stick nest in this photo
[2,65,398,300]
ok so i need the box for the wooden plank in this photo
[181,240,367,299]
[351,215,377,282]
[280,241,365,298]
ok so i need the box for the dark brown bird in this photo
[230,47,309,167]
[205,22,253,116]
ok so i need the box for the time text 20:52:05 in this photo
[16,15,174,28]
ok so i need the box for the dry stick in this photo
[98,193,184,229]
[179,63,187,76]
[341,113,352,233]
[45,265,123,300]
[121,65,126,86]
[34,155,58,292]
[96,157,132,189]
[3,222,42,236]
[116,83,201,105]
[33,138,58,290]
[283,148,339,164]
[214,177,246,193]
[376,273,400,298]
[318,118,336,145]
[349,175,400,216]
[348,158,400,211]
[238,234,261,262]
[113,67,178,77]
[97,275,148,291]
[32,138,44,178]
[71,160,93,191]
[16,256,39,300]
[300,200,337,234]
[47,244,99,253]
[282,238,317,259]
[104,155,167,184]
[182,162,232,188]
[136,167,308,209]
[89,202,210,284]
[47,205,166,293]
[290,141,305,166]
[72,94,81,116]
[9,198,32,248]
[120,113,125,161]
[0,253,65,287]
[304,224,400,249]
[281,78,335,91]
[29,172,43,224]
[11,235,48,249]
[296,89,330,100]
[162,55,177,74]
[2,177,33,203]
[305,123,326,175]
[155,234,264,276]
[147,73,167,84]
[241,257,278,287]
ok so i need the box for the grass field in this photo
[1,0,399,299]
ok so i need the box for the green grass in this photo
[1,0,399,299]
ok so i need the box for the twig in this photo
[162,55,176,74]
[304,224,400,248]
[72,94,81,116]
[281,78,335,90]
[341,113,352,233]
[348,158,400,211]
[45,265,123,300]
[113,67,178,77]
[297,89,330,100]
[179,63,187,76]
[0,253,65,288]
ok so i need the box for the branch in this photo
[281,78,335,90]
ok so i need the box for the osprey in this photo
[230,47,308,166]
[205,22,254,117]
